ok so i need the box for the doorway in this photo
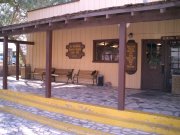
[141,39,165,90]
[141,38,180,91]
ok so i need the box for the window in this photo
[170,40,180,73]
[93,39,119,63]
[146,42,162,65]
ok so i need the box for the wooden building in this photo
[0,0,180,109]
[26,0,180,89]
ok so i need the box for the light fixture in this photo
[128,33,133,39]
[98,42,108,46]
[157,43,162,46]
[112,45,118,48]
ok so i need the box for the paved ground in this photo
[0,111,72,135]
[0,99,157,135]
[0,76,180,117]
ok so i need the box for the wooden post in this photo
[45,30,52,98]
[3,36,8,89]
[16,43,20,80]
[118,22,126,110]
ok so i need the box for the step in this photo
[0,97,155,135]
[0,90,180,135]
[0,105,110,135]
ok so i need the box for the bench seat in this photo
[30,68,45,80]
[73,70,98,85]
[52,69,74,83]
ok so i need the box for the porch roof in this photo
[0,0,180,36]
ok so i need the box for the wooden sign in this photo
[126,40,137,75]
[66,42,85,59]
[161,36,180,40]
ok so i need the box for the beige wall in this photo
[26,19,180,88]
[28,0,161,21]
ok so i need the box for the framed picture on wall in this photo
[66,42,85,59]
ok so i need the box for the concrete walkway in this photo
[0,111,73,135]
[0,98,156,135]
[0,76,180,117]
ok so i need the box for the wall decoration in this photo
[66,42,85,59]
[161,36,180,40]
[126,40,138,74]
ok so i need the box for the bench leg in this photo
[72,76,78,84]
[41,75,44,81]
[67,78,69,84]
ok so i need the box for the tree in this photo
[0,0,71,26]
[0,0,71,39]
[0,0,70,65]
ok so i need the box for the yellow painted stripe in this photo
[0,106,111,135]
[1,90,179,129]
[0,93,179,135]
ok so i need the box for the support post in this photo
[45,30,52,98]
[3,36,8,89]
[16,43,20,80]
[118,22,126,110]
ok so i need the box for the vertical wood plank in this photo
[3,36,8,89]
[16,43,20,80]
[118,22,126,110]
[45,30,53,98]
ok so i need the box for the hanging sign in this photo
[126,40,138,75]
[66,42,85,59]
[161,36,180,40]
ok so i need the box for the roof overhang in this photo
[0,0,180,37]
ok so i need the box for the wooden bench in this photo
[42,68,55,81]
[52,69,74,83]
[30,68,45,80]
[73,70,98,85]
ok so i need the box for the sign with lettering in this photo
[66,42,85,59]
[161,36,180,40]
[126,40,137,74]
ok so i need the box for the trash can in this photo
[97,74,104,86]
[21,65,31,79]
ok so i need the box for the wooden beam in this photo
[0,39,34,45]
[160,8,166,13]
[118,22,126,110]
[65,19,69,24]
[0,8,179,37]
[0,1,178,34]
[16,43,20,80]
[131,11,135,16]
[45,30,53,98]
[3,36,8,89]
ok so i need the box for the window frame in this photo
[93,39,119,63]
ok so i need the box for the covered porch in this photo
[1,76,179,117]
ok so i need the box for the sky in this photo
[0,42,16,53]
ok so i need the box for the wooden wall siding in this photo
[28,0,161,21]
[26,19,180,88]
